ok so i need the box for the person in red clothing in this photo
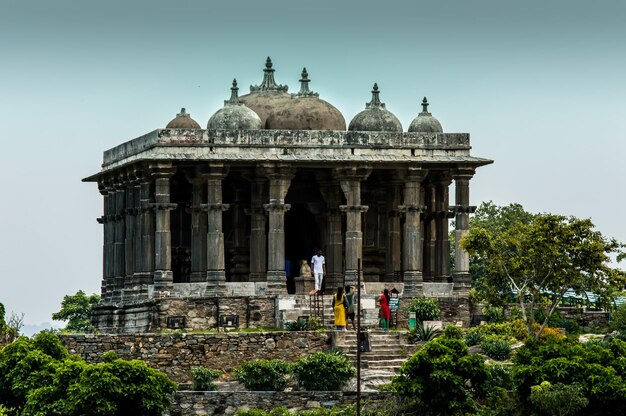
[379,288,391,330]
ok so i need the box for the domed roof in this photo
[239,57,292,127]
[348,84,402,132]
[408,97,443,133]
[207,79,262,130]
[265,68,346,130]
[166,108,201,129]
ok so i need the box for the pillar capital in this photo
[397,167,428,183]
[333,165,372,181]
[452,167,476,181]
[264,200,291,213]
[339,205,368,213]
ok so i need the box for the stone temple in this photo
[84,57,492,332]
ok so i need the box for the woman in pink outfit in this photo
[379,289,391,330]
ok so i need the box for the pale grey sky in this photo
[1,0,625,326]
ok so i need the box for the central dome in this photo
[265,68,346,131]
[238,57,292,127]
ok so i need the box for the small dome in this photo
[207,79,262,130]
[348,84,402,132]
[166,108,201,129]
[239,57,292,127]
[408,97,443,133]
[266,68,346,130]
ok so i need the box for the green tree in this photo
[452,201,536,305]
[462,214,625,339]
[389,326,490,415]
[0,332,176,415]
[52,290,100,333]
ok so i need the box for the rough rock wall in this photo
[61,332,328,383]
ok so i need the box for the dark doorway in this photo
[285,204,320,293]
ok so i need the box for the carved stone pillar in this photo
[188,176,207,283]
[433,172,453,283]
[123,171,137,299]
[318,176,344,291]
[200,165,229,296]
[399,168,427,295]
[246,177,267,282]
[112,177,126,302]
[337,166,371,288]
[263,166,294,295]
[451,169,475,295]
[150,165,177,292]
[137,172,154,287]
[385,179,403,282]
[131,170,143,290]
[97,181,114,302]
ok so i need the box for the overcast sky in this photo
[1,0,625,326]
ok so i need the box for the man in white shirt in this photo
[310,249,326,293]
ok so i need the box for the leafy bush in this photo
[286,317,321,331]
[513,337,626,415]
[237,407,291,416]
[484,305,504,323]
[610,303,626,332]
[481,337,511,361]
[191,367,221,391]
[464,330,484,346]
[390,331,491,415]
[472,319,527,342]
[406,296,440,322]
[1,333,178,416]
[443,325,463,339]
[529,381,589,416]
[235,359,291,391]
[292,352,355,391]
[408,323,442,343]
[556,319,579,334]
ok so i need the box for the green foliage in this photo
[52,290,100,333]
[513,338,626,415]
[610,303,626,332]
[0,332,176,415]
[555,319,579,334]
[462,212,626,340]
[390,330,490,415]
[286,317,321,331]
[529,381,589,416]
[469,319,527,342]
[236,406,361,416]
[406,296,441,322]
[291,351,355,391]
[408,323,442,343]
[191,367,221,391]
[481,337,511,361]
[443,325,464,339]
[464,331,484,347]
[483,305,504,323]
[235,359,291,391]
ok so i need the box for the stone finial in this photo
[420,97,432,115]
[250,56,288,93]
[365,83,386,109]
[177,108,191,118]
[226,79,241,105]
[294,67,319,97]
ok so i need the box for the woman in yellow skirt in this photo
[333,286,347,330]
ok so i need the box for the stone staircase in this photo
[332,331,419,390]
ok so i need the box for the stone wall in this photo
[395,296,471,328]
[61,332,328,383]
[165,391,387,416]
[92,296,276,333]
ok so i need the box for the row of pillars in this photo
[97,163,474,302]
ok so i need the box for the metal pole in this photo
[357,258,361,416]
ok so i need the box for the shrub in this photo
[237,408,291,416]
[286,317,321,331]
[406,296,440,322]
[610,303,626,332]
[408,323,442,343]
[443,324,463,339]
[391,335,490,415]
[556,319,579,334]
[464,330,484,346]
[235,359,291,391]
[529,381,589,416]
[481,337,511,360]
[191,367,221,391]
[292,352,355,391]
[484,305,504,323]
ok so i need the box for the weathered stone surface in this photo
[60,332,328,384]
